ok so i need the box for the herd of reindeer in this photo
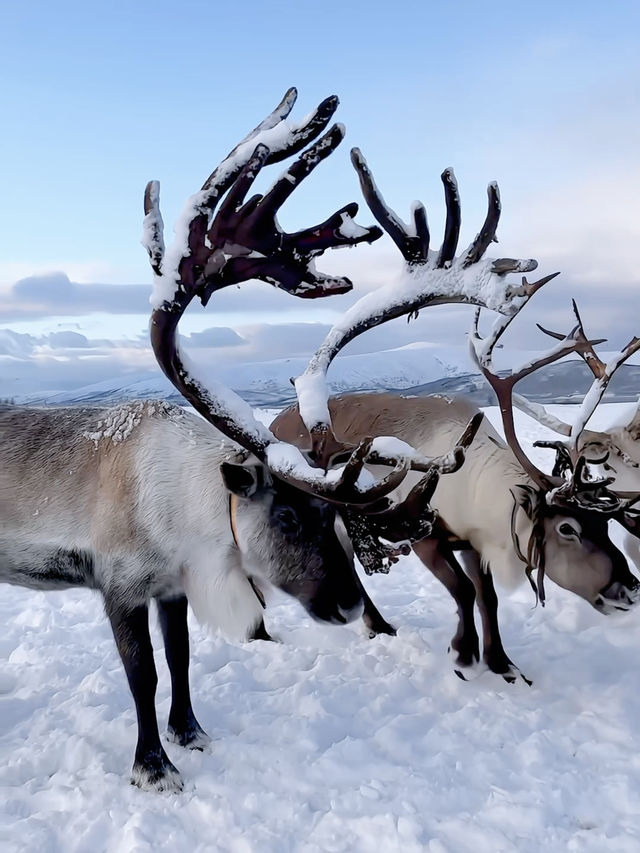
[3,89,640,793]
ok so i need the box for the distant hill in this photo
[16,343,640,408]
[411,362,640,406]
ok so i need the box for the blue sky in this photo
[1,0,639,396]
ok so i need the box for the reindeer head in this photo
[221,459,362,623]
[472,297,640,612]
[509,484,640,613]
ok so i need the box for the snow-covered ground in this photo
[2,404,640,852]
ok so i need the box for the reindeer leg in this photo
[412,538,480,676]
[461,553,532,686]
[352,570,396,638]
[156,595,211,750]
[107,601,183,792]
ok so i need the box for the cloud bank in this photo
[3,154,640,401]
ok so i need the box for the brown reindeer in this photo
[271,149,640,684]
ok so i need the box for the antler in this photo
[341,413,485,573]
[469,286,601,493]
[293,148,540,467]
[470,295,640,511]
[539,302,640,451]
[144,89,424,506]
[512,302,640,460]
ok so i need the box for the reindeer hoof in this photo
[364,617,397,638]
[131,750,183,793]
[367,624,397,639]
[167,721,212,751]
[500,665,532,686]
[449,642,481,680]
[484,651,532,686]
[452,657,484,682]
[453,665,484,681]
[494,664,532,687]
[448,642,480,666]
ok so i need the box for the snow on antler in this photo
[144,89,434,505]
[294,149,541,453]
[507,302,640,457]
[470,293,640,514]
[144,90,361,310]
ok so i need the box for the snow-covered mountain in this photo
[16,343,470,407]
[15,342,640,407]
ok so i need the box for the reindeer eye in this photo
[557,520,581,541]
[276,507,300,536]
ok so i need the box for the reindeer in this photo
[3,89,520,791]
[508,314,640,493]
[1,88,565,790]
[271,149,640,684]
[0,91,433,792]
[506,312,640,565]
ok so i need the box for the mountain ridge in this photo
[14,343,640,407]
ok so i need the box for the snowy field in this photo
[2,404,640,853]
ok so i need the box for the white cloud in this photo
[0,261,133,288]
[0,260,390,323]
[186,327,245,348]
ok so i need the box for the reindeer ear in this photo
[220,462,261,498]
[510,484,539,520]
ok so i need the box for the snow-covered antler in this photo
[534,302,640,454]
[344,412,485,573]
[285,154,549,569]
[294,149,541,467]
[511,302,640,463]
[470,296,640,513]
[145,89,426,506]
